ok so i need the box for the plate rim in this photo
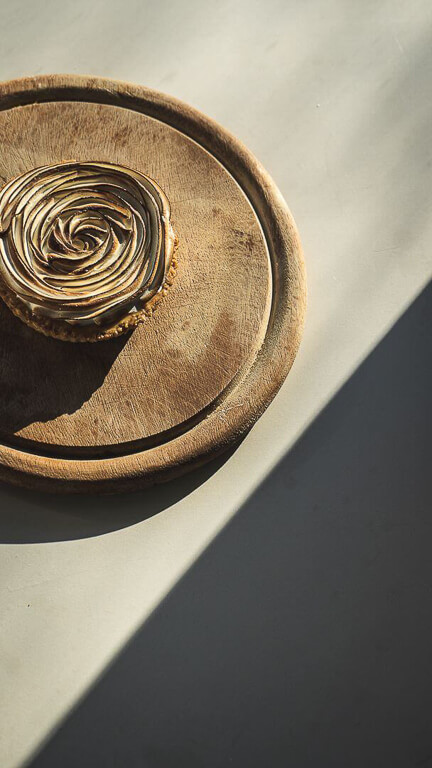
[0,73,306,493]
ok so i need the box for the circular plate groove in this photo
[0,75,306,492]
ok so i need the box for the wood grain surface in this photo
[0,75,306,492]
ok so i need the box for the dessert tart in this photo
[0,160,177,341]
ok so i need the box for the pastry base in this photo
[0,253,178,343]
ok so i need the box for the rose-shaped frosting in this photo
[0,161,176,325]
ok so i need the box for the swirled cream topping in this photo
[0,161,176,325]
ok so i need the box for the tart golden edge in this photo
[0,244,178,343]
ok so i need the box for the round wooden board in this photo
[0,75,306,493]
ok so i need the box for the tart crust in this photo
[0,249,178,342]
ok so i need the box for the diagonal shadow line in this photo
[25,281,432,768]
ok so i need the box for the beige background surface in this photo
[0,1,431,767]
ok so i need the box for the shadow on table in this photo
[0,293,238,543]
[24,282,432,768]
[0,447,236,543]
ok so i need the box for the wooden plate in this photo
[0,75,306,493]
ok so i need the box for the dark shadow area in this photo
[0,447,236,543]
[25,282,432,768]
[0,299,129,434]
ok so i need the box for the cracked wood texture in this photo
[0,75,306,492]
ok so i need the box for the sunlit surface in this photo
[0,1,431,766]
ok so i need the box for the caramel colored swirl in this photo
[0,161,176,325]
